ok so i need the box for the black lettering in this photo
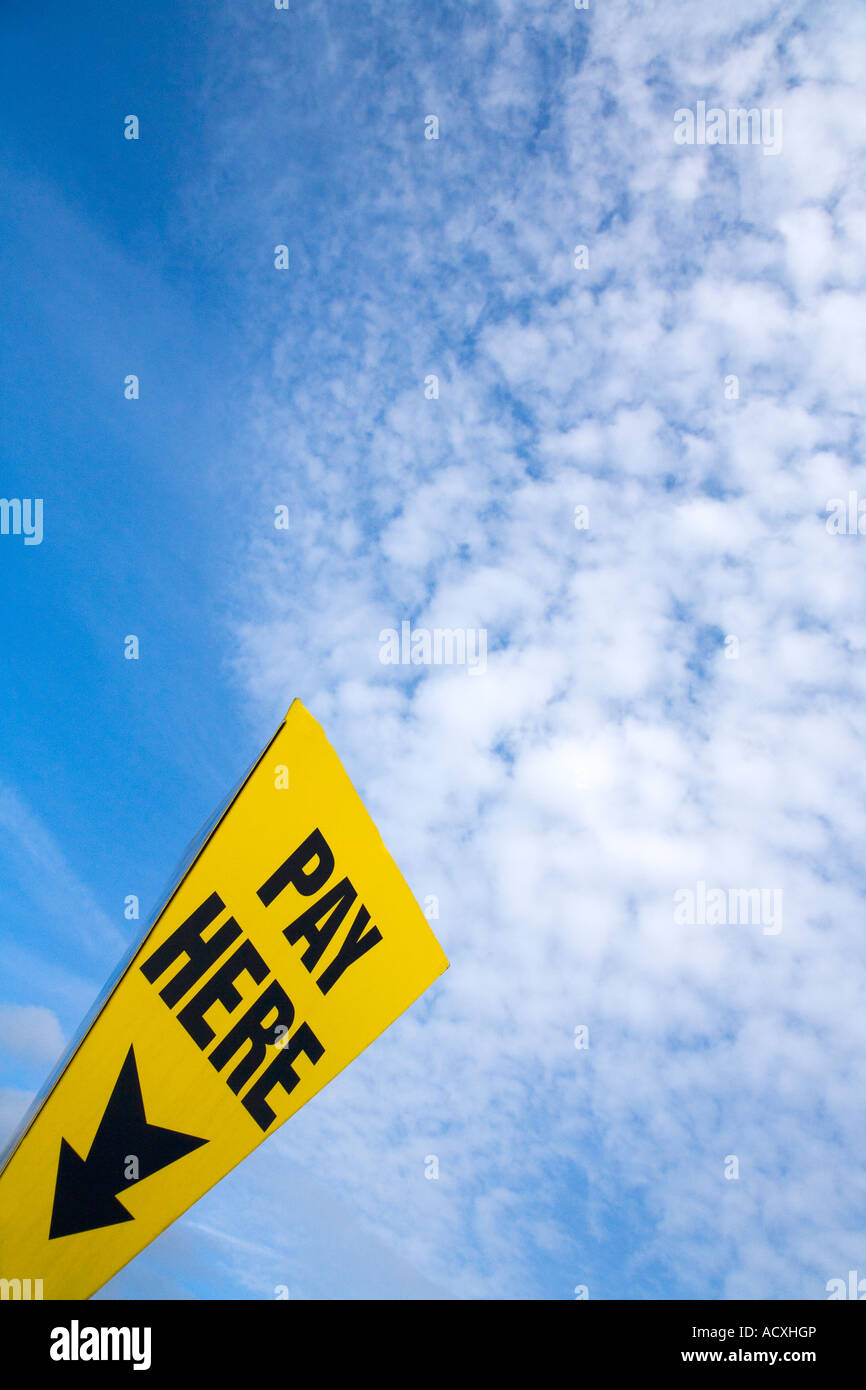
[140,893,241,1007]
[316,904,383,994]
[257,828,334,907]
[242,1023,325,1131]
[284,877,357,973]
[208,979,294,1094]
[176,939,270,1049]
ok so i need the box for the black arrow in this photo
[49,1045,207,1239]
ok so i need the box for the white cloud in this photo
[173,0,866,1298]
[0,1005,65,1067]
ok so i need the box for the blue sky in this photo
[2,0,866,1299]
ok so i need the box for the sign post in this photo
[0,700,449,1298]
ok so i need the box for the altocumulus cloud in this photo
[167,1,866,1298]
[0,1005,65,1068]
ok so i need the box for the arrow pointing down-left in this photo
[49,1045,208,1239]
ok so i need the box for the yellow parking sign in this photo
[0,700,448,1298]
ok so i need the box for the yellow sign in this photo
[0,700,448,1298]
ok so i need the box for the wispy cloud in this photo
[185,0,866,1298]
[0,782,125,965]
